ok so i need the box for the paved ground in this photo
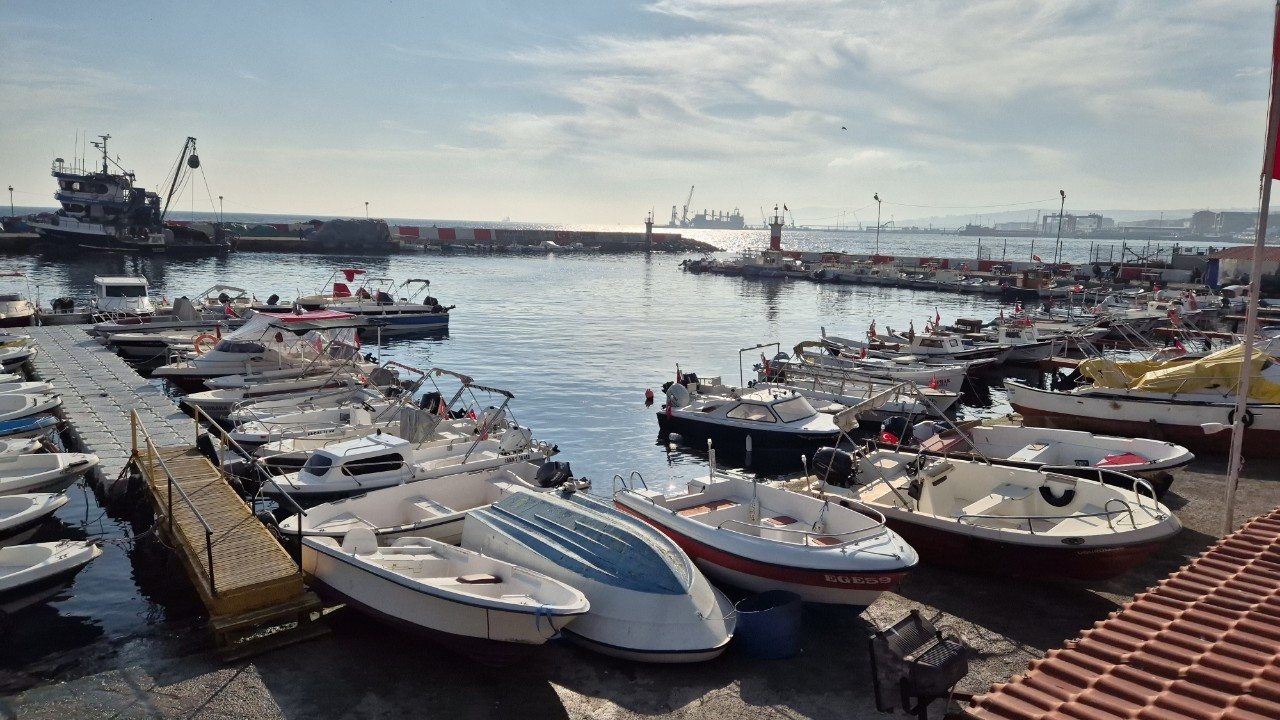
[4,455,1276,720]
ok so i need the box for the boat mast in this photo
[1224,0,1280,535]
[160,136,198,222]
[91,134,112,174]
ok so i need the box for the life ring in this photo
[193,334,218,355]
[1228,408,1255,428]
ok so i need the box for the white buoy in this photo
[668,432,683,448]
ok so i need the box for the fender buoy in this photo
[193,334,218,355]
[1228,408,1255,428]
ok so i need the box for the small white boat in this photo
[0,344,38,369]
[0,540,101,613]
[0,381,55,395]
[0,493,69,546]
[0,453,99,495]
[0,393,61,423]
[905,420,1195,482]
[615,470,917,606]
[261,430,553,504]
[181,375,368,420]
[463,487,736,663]
[0,437,46,456]
[798,447,1182,580]
[302,529,589,660]
[279,461,587,542]
[0,491,69,543]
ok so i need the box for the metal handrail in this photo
[185,403,309,545]
[955,504,1136,534]
[714,517,886,546]
[131,409,219,595]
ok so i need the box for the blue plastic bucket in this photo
[733,590,803,660]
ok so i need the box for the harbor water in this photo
[0,228,1202,690]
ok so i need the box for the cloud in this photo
[240,72,263,83]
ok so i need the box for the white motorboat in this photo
[0,438,46,456]
[1006,343,1280,457]
[0,274,36,328]
[614,470,917,606]
[0,493,69,546]
[0,393,61,423]
[295,271,451,336]
[463,487,736,663]
[796,446,1182,580]
[278,460,587,542]
[0,381,54,395]
[89,297,239,338]
[0,344,38,370]
[822,327,1012,365]
[0,453,99,495]
[261,429,554,505]
[903,420,1195,486]
[658,381,841,468]
[302,529,588,660]
[182,374,370,421]
[785,342,971,391]
[150,309,370,392]
[106,330,202,361]
[0,540,101,613]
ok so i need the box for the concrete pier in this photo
[23,325,190,482]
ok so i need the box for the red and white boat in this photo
[796,447,1181,580]
[614,470,917,607]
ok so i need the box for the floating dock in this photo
[24,324,324,659]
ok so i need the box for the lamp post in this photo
[365,201,369,219]
[1054,190,1066,265]
[218,195,223,223]
[873,193,881,256]
[6,186,12,218]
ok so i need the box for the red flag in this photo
[761,353,770,377]
[859,347,867,359]
[676,363,682,385]
[934,308,941,325]
[1033,255,1042,262]
[1189,292,1198,310]
[929,376,939,390]
[880,431,900,444]
[1174,339,1186,354]
[467,408,477,420]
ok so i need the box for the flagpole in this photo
[1224,0,1280,535]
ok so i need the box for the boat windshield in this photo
[302,453,333,478]
[772,396,816,422]
[102,285,147,297]
[725,403,776,423]
[212,340,266,354]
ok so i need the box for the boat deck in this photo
[24,325,190,481]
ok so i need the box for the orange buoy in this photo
[193,334,218,355]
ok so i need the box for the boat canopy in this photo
[1077,344,1280,401]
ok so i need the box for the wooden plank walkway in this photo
[134,444,304,618]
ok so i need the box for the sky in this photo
[0,0,1275,226]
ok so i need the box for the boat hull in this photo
[616,505,905,607]
[873,511,1167,580]
[1007,382,1280,458]
[656,412,839,466]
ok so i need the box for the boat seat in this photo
[809,536,843,546]
[1006,442,1053,463]
[956,483,1033,519]
[677,499,738,517]
[406,495,453,519]
[763,514,799,527]
[457,573,502,584]
[921,434,970,454]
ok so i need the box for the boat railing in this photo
[131,409,219,595]
[185,404,309,548]
[613,471,650,494]
[715,517,886,546]
[956,501,1137,534]
[1044,461,1167,517]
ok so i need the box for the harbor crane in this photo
[668,185,695,227]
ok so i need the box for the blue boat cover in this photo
[0,415,56,437]
[472,489,691,595]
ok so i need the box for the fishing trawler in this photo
[28,134,233,255]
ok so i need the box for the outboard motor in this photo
[812,446,858,487]
[419,391,445,414]
[266,293,280,306]
[881,416,914,445]
[51,297,76,312]
[217,292,232,305]
[535,461,574,488]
